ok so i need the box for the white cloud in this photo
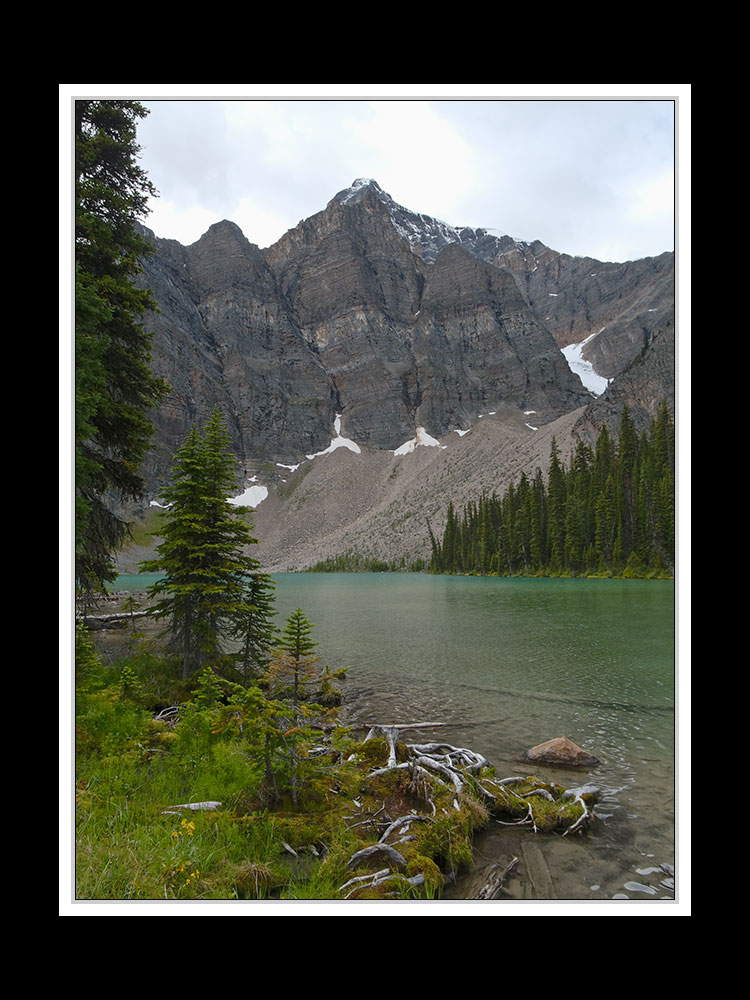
[347,101,478,222]
[145,198,222,247]
[129,93,679,261]
[626,167,675,229]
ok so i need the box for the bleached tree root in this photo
[343,725,495,894]
[338,868,426,899]
[561,785,597,836]
[361,726,493,804]
[346,842,408,870]
[378,814,434,844]
[345,724,599,896]
[154,706,180,723]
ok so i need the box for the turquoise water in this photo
[115,571,677,901]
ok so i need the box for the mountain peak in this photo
[332,177,389,206]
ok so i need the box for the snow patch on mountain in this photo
[229,474,269,508]
[306,414,361,460]
[561,332,612,396]
[394,426,446,456]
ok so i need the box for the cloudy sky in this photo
[65,85,684,264]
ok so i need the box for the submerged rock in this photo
[522,736,599,768]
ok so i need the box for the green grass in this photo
[73,625,593,902]
[73,635,481,901]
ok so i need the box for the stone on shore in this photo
[523,736,599,768]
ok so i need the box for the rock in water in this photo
[523,736,599,768]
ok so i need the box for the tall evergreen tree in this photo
[442,501,459,574]
[529,469,546,570]
[546,438,567,571]
[141,408,259,679]
[75,100,169,594]
[615,405,638,561]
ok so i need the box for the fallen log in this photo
[77,610,151,630]
[77,610,150,622]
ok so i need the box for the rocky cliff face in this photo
[134,178,674,506]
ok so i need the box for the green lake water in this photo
[116,571,678,903]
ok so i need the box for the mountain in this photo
[121,178,675,571]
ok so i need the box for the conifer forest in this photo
[428,404,675,579]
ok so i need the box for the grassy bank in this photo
[74,626,490,901]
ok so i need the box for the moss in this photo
[413,813,475,876]
[346,735,390,766]
[485,776,589,833]
[360,764,436,820]
[405,854,445,897]
[272,813,329,852]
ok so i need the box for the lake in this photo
[116,571,678,903]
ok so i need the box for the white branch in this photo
[163,800,222,812]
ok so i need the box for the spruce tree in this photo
[278,610,318,676]
[75,99,169,595]
[231,571,278,684]
[425,401,674,579]
[141,408,260,679]
[546,438,566,572]
[615,405,638,561]
[514,472,532,574]
[564,442,593,573]
[442,501,458,573]
[529,469,546,571]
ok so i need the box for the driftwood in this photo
[77,610,150,623]
[474,857,519,900]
